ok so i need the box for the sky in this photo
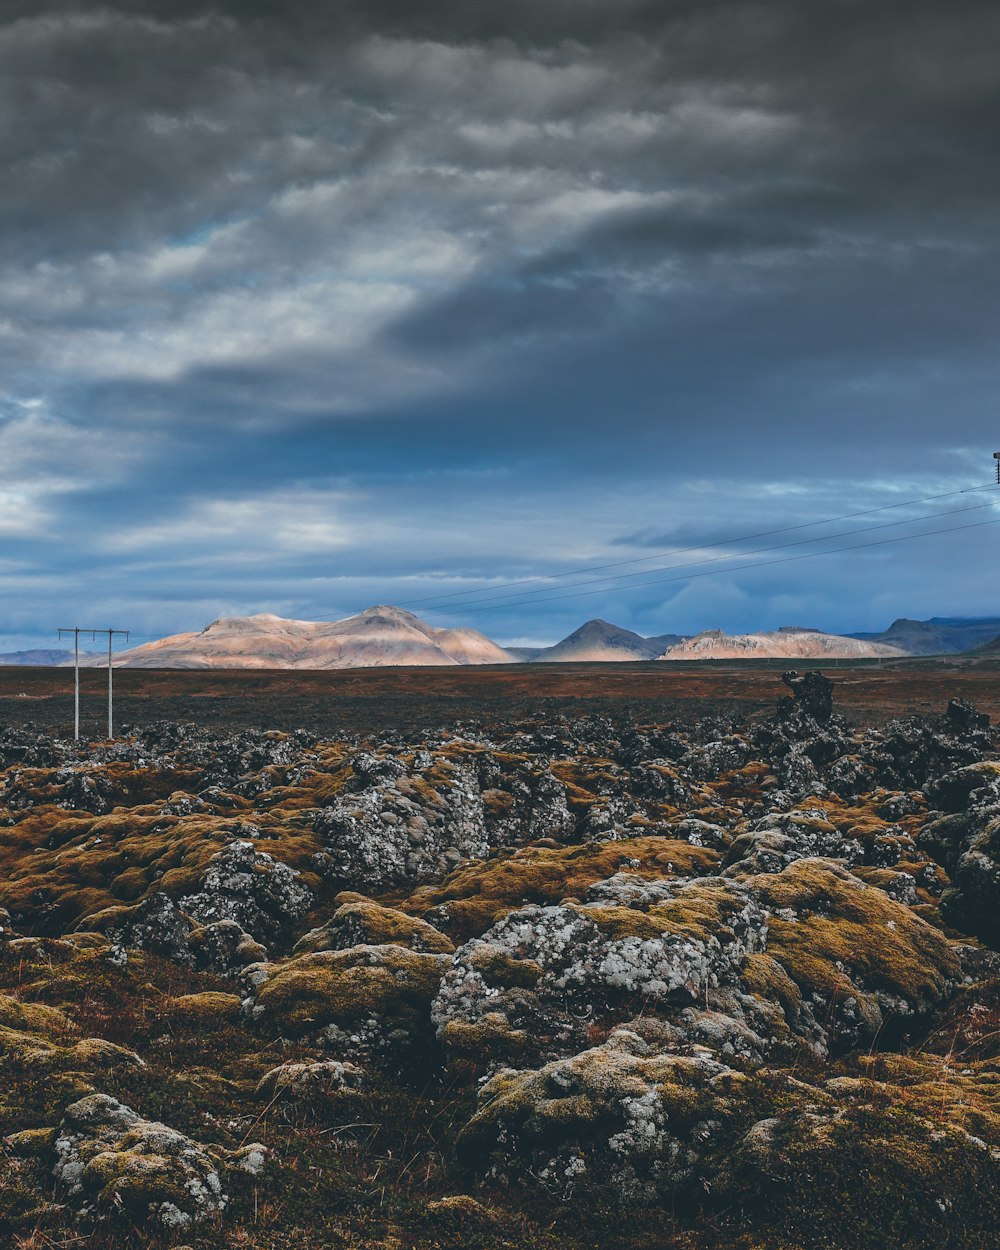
[2,0,1000,651]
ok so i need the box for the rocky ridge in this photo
[660,628,905,661]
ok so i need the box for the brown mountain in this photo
[659,628,905,661]
[82,606,515,670]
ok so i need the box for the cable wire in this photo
[395,481,1000,611]
[407,498,997,617]
[423,514,1000,617]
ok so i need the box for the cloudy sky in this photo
[2,0,999,651]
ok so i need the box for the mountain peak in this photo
[91,607,515,670]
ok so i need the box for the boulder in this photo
[179,839,312,946]
[53,1094,231,1229]
[457,1029,745,1203]
[248,943,449,1065]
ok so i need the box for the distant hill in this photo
[660,629,905,661]
[524,619,687,663]
[79,606,516,669]
[849,616,1000,655]
[530,619,665,663]
[0,649,100,667]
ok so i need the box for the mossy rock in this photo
[53,1093,230,1228]
[713,1100,1000,1250]
[749,858,961,1053]
[0,993,76,1040]
[252,943,449,1063]
[295,898,455,955]
[407,837,720,941]
[458,1030,749,1205]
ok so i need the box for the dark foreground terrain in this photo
[4,657,1000,735]
[2,666,1000,1248]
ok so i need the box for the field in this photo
[3,657,1000,736]
[2,660,1000,1249]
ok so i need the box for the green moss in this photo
[169,992,243,1026]
[750,859,960,1034]
[255,945,447,1039]
[296,898,455,955]
[406,837,720,941]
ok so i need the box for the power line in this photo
[409,498,998,618]
[57,627,129,740]
[421,514,1000,617]
[394,481,1000,612]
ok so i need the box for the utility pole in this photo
[58,627,96,742]
[57,627,128,740]
[994,451,1000,484]
[102,629,129,739]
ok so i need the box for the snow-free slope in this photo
[659,628,905,661]
[531,619,667,662]
[83,606,515,669]
[0,649,93,666]
[850,617,1000,655]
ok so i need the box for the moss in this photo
[0,992,76,1040]
[740,953,803,1024]
[467,945,543,988]
[254,945,447,1040]
[749,859,960,1047]
[295,898,455,955]
[406,837,720,940]
[440,1014,531,1066]
[715,1100,1000,1250]
[458,1033,750,1205]
[5,1125,57,1156]
[169,992,243,1026]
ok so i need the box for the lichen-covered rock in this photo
[187,919,268,976]
[940,823,1000,946]
[255,1058,367,1101]
[83,893,196,967]
[248,943,449,1065]
[179,839,312,946]
[457,1029,746,1203]
[722,809,858,876]
[313,760,495,890]
[312,751,577,892]
[434,877,767,1069]
[711,1095,1000,1249]
[53,1094,228,1229]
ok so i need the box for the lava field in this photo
[1,670,1000,1248]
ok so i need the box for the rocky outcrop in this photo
[458,1030,745,1203]
[247,944,450,1066]
[52,1094,258,1230]
[179,839,313,944]
[433,878,768,1070]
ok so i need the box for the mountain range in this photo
[0,648,101,667]
[848,616,1000,655]
[77,607,514,670]
[514,619,685,663]
[4,608,1000,669]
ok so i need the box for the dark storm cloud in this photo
[1,0,999,648]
